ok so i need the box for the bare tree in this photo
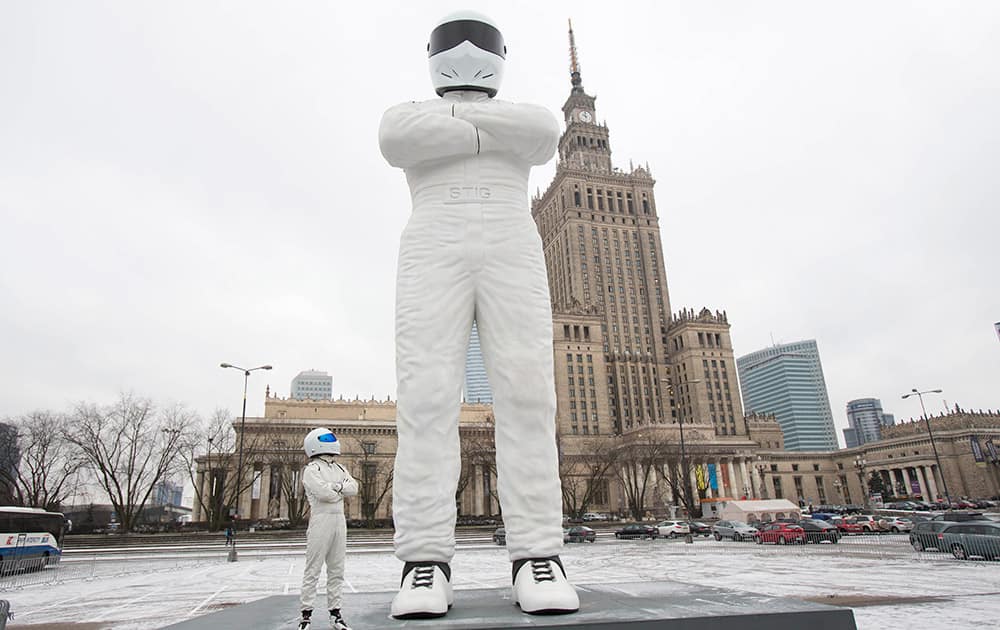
[179,408,268,531]
[559,435,619,519]
[656,456,697,518]
[350,437,393,528]
[0,411,86,511]
[68,393,194,533]
[461,416,499,516]
[615,432,671,521]
[256,426,309,528]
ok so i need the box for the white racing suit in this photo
[379,90,563,563]
[300,455,359,612]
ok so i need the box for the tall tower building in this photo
[290,370,333,401]
[665,308,747,437]
[736,340,837,451]
[533,22,674,436]
[844,397,891,447]
[463,322,493,404]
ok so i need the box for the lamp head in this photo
[220,363,231,368]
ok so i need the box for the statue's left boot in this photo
[512,556,580,614]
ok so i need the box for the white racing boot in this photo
[390,562,453,619]
[328,608,351,630]
[512,556,580,615]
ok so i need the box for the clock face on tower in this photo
[579,110,593,123]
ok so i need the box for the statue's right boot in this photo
[390,562,453,619]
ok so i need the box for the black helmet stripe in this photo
[429,20,505,59]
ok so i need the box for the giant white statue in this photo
[378,10,579,620]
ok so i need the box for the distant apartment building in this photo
[463,322,493,404]
[843,398,897,447]
[736,340,838,451]
[291,370,333,401]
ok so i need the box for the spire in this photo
[568,18,583,93]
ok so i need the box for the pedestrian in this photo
[224,526,233,546]
[299,428,358,630]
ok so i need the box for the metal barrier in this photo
[0,551,230,593]
[606,528,997,565]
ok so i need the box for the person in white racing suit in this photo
[378,10,579,619]
[299,428,359,630]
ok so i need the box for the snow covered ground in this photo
[3,536,999,629]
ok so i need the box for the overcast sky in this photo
[2,1,998,446]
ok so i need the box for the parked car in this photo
[798,519,840,543]
[493,527,506,546]
[938,521,1000,560]
[687,521,713,537]
[909,521,954,551]
[878,517,914,533]
[655,520,691,538]
[582,512,604,522]
[615,523,658,540]
[712,520,759,542]
[756,522,806,545]
[849,515,880,533]
[830,517,863,535]
[932,512,986,522]
[807,512,837,521]
[564,526,597,543]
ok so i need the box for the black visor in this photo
[428,20,505,59]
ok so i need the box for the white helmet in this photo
[428,11,505,98]
[304,427,341,457]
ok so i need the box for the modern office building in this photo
[843,398,892,448]
[151,479,184,506]
[463,321,493,404]
[736,340,838,451]
[290,370,333,401]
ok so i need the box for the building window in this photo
[362,441,376,455]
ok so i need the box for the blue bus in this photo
[0,507,67,573]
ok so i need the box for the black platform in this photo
[164,581,857,630]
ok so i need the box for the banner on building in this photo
[251,470,262,499]
[971,435,987,468]
[695,465,707,491]
[708,464,718,491]
[911,481,921,495]
[985,438,999,463]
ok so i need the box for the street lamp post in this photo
[220,362,272,562]
[854,456,869,511]
[661,377,701,529]
[901,388,951,507]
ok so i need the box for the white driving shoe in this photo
[512,556,580,614]
[390,562,454,619]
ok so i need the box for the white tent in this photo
[717,499,801,524]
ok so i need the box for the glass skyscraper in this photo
[463,322,493,404]
[736,340,837,451]
[844,397,893,447]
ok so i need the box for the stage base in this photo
[164,580,857,630]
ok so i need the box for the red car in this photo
[832,518,863,535]
[756,522,806,545]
